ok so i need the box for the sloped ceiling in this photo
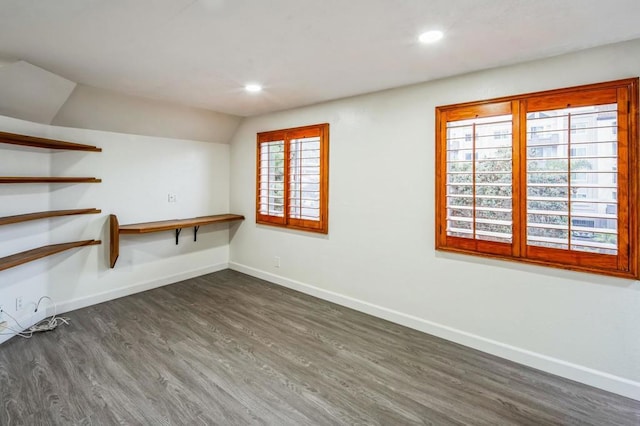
[0,61,76,124]
[1,1,640,116]
[0,62,240,143]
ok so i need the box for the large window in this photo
[436,79,638,278]
[257,123,329,233]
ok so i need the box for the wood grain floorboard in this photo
[0,269,638,425]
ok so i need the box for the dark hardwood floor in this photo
[0,270,638,425]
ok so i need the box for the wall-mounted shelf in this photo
[0,177,102,184]
[109,214,245,268]
[0,240,101,272]
[0,131,102,275]
[0,209,101,226]
[0,131,102,152]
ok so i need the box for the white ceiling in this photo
[1,0,640,117]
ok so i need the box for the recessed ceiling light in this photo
[245,83,263,93]
[419,30,443,44]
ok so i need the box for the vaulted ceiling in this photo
[1,0,639,117]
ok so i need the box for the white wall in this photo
[0,115,234,344]
[229,39,640,400]
[0,118,52,337]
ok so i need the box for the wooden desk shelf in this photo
[0,131,102,152]
[0,177,102,184]
[0,240,101,272]
[0,209,101,226]
[109,214,245,268]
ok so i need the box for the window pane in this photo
[526,104,617,254]
[476,172,510,184]
[448,173,473,184]
[448,206,473,218]
[476,196,511,209]
[446,114,513,242]
[447,195,473,207]
[289,136,321,220]
[258,141,285,216]
[447,161,472,173]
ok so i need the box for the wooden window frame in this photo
[256,123,329,234]
[436,78,639,278]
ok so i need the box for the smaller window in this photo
[256,123,329,233]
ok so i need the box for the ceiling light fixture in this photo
[245,83,263,93]
[419,30,443,44]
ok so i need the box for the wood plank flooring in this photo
[0,269,638,425]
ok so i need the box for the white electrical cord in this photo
[0,296,70,338]
[0,308,34,338]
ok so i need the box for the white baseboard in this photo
[0,263,228,345]
[57,262,229,315]
[229,261,640,401]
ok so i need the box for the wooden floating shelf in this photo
[0,240,101,272]
[110,213,245,268]
[0,209,101,226]
[0,131,102,152]
[0,177,102,184]
[0,131,103,273]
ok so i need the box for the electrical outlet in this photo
[15,296,23,311]
[273,256,280,268]
[168,193,177,203]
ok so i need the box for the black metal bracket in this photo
[175,226,201,245]
[175,225,204,245]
